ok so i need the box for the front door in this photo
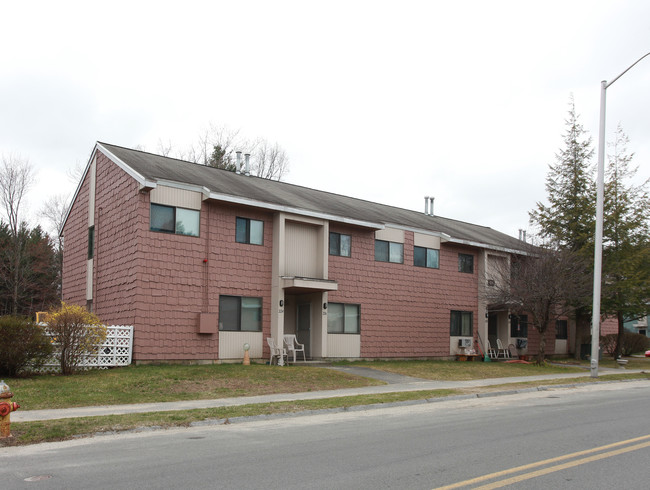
[488,313,498,350]
[296,303,311,358]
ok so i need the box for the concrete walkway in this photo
[12,366,644,423]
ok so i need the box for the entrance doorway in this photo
[297,303,311,358]
[488,313,498,349]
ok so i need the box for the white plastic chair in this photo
[283,334,306,363]
[497,339,511,358]
[486,340,498,359]
[267,337,286,365]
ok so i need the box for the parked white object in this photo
[497,339,511,359]
[267,337,287,365]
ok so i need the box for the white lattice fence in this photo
[36,325,133,373]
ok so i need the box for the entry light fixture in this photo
[279,300,284,307]
[323,302,327,310]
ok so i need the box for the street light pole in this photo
[590,51,650,378]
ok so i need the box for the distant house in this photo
[625,315,649,337]
[61,142,613,363]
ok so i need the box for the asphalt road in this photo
[2,381,649,489]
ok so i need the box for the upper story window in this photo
[510,314,528,338]
[414,246,439,269]
[219,295,262,331]
[556,319,568,339]
[450,310,473,337]
[327,303,360,334]
[150,203,199,237]
[88,226,94,260]
[236,217,264,245]
[375,240,404,263]
[329,232,351,257]
[458,253,474,273]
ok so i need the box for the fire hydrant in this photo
[0,380,20,439]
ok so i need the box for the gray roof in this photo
[98,142,527,253]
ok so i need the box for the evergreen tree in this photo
[530,96,596,257]
[601,125,650,356]
[529,97,596,356]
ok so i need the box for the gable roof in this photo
[75,142,527,253]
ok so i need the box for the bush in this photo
[601,332,650,357]
[47,302,106,375]
[0,315,53,377]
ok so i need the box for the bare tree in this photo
[0,154,35,314]
[251,138,290,180]
[485,245,592,364]
[40,193,70,298]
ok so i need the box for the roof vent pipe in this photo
[429,197,435,216]
[235,151,242,174]
[424,196,429,215]
[244,153,251,176]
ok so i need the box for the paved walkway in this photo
[12,366,644,423]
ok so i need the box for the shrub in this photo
[601,332,650,357]
[0,315,53,377]
[47,302,106,375]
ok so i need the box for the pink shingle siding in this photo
[328,225,478,358]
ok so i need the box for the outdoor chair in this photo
[496,339,511,358]
[283,334,306,363]
[267,337,287,365]
[486,340,498,359]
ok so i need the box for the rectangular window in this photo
[327,303,360,334]
[510,314,528,338]
[150,203,199,237]
[329,232,351,257]
[219,295,262,331]
[458,253,474,273]
[450,311,473,337]
[236,217,264,245]
[375,240,403,263]
[556,319,568,339]
[414,246,439,268]
[88,226,94,260]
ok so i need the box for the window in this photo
[414,246,439,268]
[458,253,474,273]
[219,295,262,331]
[150,204,199,237]
[329,232,351,257]
[556,319,568,339]
[375,240,404,263]
[510,314,528,338]
[327,303,360,334]
[88,226,94,260]
[450,311,473,337]
[236,217,264,245]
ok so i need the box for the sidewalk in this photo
[12,366,643,423]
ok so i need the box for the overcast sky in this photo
[1,0,649,239]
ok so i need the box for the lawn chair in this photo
[283,334,306,363]
[486,340,498,360]
[267,337,287,365]
[497,339,511,358]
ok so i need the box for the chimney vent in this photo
[429,197,435,216]
[244,153,251,176]
[235,151,242,174]
[424,196,429,215]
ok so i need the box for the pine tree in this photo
[530,96,596,257]
[601,124,650,356]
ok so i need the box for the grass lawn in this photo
[2,359,649,447]
[5,363,384,410]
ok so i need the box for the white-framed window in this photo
[375,240,404,263]
[510,314,528,338]
[219,295,262,331]
[450,310,473,336]
[328,303,360,334]
[414,246,439,269]
[329,232,351,257]
[236,217,264,245]
[150,203,200,237]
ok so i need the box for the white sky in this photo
[1,0,649,239]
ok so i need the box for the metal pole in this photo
[590,80,606,377]
[590,52,650,378]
